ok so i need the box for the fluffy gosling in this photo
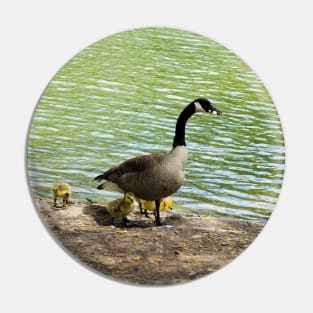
[140,198,174,218]
[52,181,71,207]
[106,192,137,226]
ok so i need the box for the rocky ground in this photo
[34,195,265,285]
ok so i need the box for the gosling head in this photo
[124,192,135,204]
[193,98,222,115]
[161,198,174,211]
[166,198,174,210]
[63,192,70,201]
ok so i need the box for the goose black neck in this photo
[172,103,195,148]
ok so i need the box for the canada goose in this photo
[106,192,137,226]
[52,181,71,207]
[141,198,174,218]
[95,98,221,225]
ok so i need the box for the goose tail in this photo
[97,181,124,193]
[95,166,118,182]
[94,174,104,181]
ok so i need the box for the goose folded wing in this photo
[99,153,164,182]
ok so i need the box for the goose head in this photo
[193,98,222,115]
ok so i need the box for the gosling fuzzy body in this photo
[142,198,174,212]
[52,181,71,207]
[106,192,137,225]
[136,197,174,218]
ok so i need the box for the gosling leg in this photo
[144,209,150,218]
[139,203,144,214]
[122,217,128,226]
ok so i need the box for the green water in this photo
[27,27,285,220]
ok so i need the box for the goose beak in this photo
[209,107,222,115]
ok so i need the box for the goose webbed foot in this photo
[154,216,168,226]
[154,219,167,226]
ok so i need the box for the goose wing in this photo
[95,153,164,183]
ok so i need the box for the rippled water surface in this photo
[27,28,285,220]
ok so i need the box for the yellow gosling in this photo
[141,198,174,218]
[106,192,137,226]
[52,181,71,207]
[162,198,174,211]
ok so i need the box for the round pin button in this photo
[27,27,285,285]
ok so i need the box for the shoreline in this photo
[34,195,266,285]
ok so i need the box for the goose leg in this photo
[154,200,163,226]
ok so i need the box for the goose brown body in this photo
[96,147,187,200]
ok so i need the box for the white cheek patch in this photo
[212,111,217,115]
[194,101,206,112]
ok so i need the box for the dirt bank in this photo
[34,196,265,285]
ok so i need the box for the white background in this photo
[1,0,312,312]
